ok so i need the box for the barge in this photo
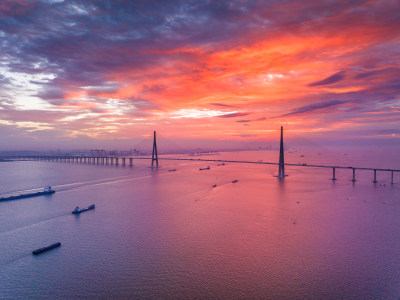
[32,242,61,255]
[0,187,55,201]
[199,166,210,170]
[72,204,95,214]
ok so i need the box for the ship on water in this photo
[72,204,95,214]
[0,186,55,201]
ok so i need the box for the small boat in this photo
[217,163,225,166]
[72,204,95,214]
[232,180,238,183]
[199,166,210,170]
[0,186,55,202]
[212,184,217,188]
[168,169,177,172]
[32,242,61,255]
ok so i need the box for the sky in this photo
[0,0,400,151]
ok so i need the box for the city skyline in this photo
[1,0,400,150]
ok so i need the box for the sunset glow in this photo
[1,0,399,149]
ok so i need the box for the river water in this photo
[1,148,399,298]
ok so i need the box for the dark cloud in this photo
[355,67,400,80]
[218,112,249,118]
[211,103,235,108]
[236,120,250,123]
[36,88,65,100]
[308,71,346,87]
[376,129,400,135]
[0,0,34,18]
[129,97,159,110]
[280,100,347,117]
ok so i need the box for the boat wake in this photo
[0,211,71,236]
[0,253,32,269]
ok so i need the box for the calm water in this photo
[1,148,400,299]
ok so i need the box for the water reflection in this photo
[0,150,399,298]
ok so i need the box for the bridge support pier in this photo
[352,168,356,182]
[115,158,119,165]
[129,158,133,166]
[373,169,377,183]
[122,158,126,166]
[391,171,394,184]
[331,167,336,181]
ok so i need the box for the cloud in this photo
[280,100,347,117]
[218,112,249,118]
[211,103,235,108]
[234,134,257,137]
[308,71,346,87]
[1,0,400,148]
[355,67,400,80]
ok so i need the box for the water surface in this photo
[1,149,399,298]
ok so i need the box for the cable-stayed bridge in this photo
[3,128,399,184]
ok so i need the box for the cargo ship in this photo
[72,204,95,214]
[32,242,61,255]
[0,187,55,201]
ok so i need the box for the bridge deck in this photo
[159,157,400,172]
[3,155,400,173]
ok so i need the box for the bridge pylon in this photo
[151,131,159,168]
[277,126,287,179]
